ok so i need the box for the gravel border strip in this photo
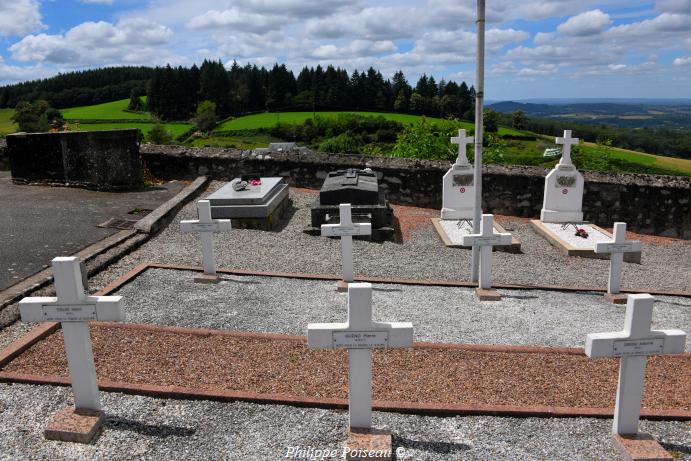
[2,322,688,421]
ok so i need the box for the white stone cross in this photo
[307,283,413,429]
[180,200,231,277]
[18,257,122,411]
[595,223,642,295]
[586,294,686,435]
[321,203,372,283]
[461,214,511,290]
[450,129,474,166]
[556,129,579,166]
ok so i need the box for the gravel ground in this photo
[109,268,691,349]
[2,182,690,460]
[89,183,691,294]
[0,383,689,461]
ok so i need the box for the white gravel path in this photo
[110,268,691,349]
[0,383,689,461]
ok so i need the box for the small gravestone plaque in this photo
[452,174,474,187]
[333,331,388,348]
[43,304,97,322]
[555,175,577,188]
[613,338,665,357]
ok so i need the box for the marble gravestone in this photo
[541,130,584,223]
[586,294,685,461]
[441,129,475,220]
[206,177,290,230]
[308,283,413,461]
[18,257,123,443]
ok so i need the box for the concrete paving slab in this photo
[0,174,185,291]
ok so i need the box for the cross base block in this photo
[476,287,502,301]
[194,274,220,284]
[345,428,393,461]
[612,433,673,461]
[605,293,628,304]
[336,280,350,292]
[44,407,104,444]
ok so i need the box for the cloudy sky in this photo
[0,0,689,99]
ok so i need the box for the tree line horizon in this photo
[0,60,477,122]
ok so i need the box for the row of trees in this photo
[145,60,477,122]
[0,67,153,109]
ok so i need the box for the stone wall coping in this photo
[140,144,690,189]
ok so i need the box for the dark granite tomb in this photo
[309,168,394,240]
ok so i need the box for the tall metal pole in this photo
[470,0,485,282]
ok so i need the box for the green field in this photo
[62,98,151,121]
[6,99,690,176]
[0,109,17,136]
[485,137,691,176]
[79,122,193,137]
[215,111,528,137]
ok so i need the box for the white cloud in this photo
[673,56,691,66]
[518,64,559,76]
[656,0,691,14]
[232,0,359,18]
[557,9,612,36]
[187,9,284,33]
[607,13,690,38]
[79,0,115,4]
[0,0,44,37]
[9,18,177,66]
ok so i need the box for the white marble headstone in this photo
[540,130,585,223]
[441,129,475,220]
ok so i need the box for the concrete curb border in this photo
[0,321,688,421]
[135,176,209,234]
[0,177,210,326]
[145,263,691,298]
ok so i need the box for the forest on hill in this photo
[0,61,476,122]
[1,61,690,159]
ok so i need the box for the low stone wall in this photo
[0,138,7,170]
[6,130,143,190]
[140,144,691,239]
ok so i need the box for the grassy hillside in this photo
[216,111,527,137]
[5,98,689,176]
[492,137,691,176]
[79,122,193,137]
[62,98,151,121]
[0,109,17,136]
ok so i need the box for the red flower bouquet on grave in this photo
[575,227,589,238]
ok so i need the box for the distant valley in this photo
[488,100,691,130]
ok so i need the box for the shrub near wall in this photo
[140,144,691,239]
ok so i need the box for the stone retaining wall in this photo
[6,130,143,190]
[140,144,691,239]
[0,138,7,170]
